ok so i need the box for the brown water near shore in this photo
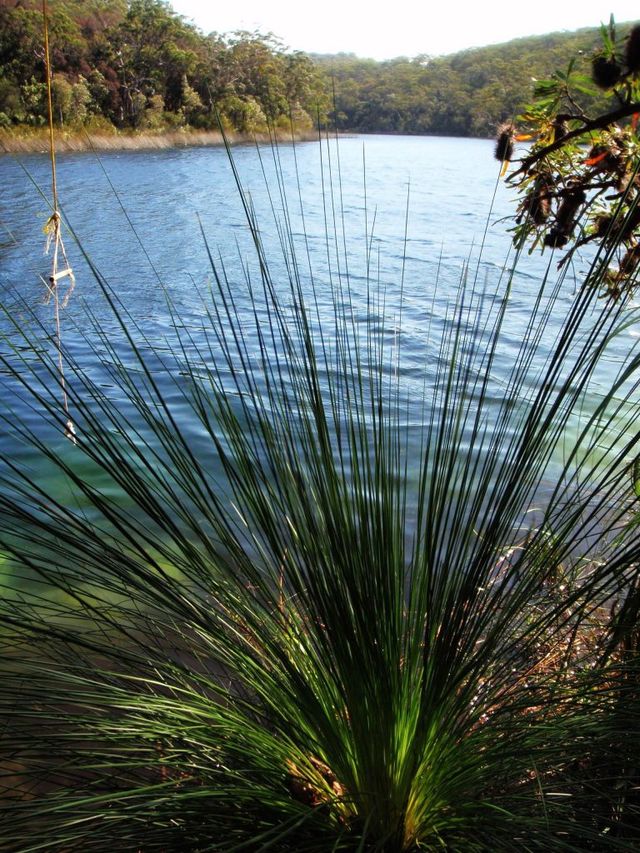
[0,127,319,154]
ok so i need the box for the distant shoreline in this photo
[0,128,320,155]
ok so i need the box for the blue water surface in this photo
[1,135,638,546]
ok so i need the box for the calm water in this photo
[0,135,638,533]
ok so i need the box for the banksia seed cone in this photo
[594,213,614,237]
[619,244,640,276]
[619,203,640,241]
[556,189,586,229]
[523,184,551,225]
[552,119,568,142]
[617,171,632,193]
[544,229,569,249]
[625,24,640,72]
[543,189,586,249]
[592,54,622,88]
[494,123,515,162]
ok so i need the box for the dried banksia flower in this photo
[544,228,569,249]
[552,119,568,142]
[543,188,586,249]
[556,188,586,229]
[593,213,614,237]
[619,203,640,241]
[618,243,640,276]
[625,24,640,72]
[617,170,632,193]
[523,184,551,225]
[592,54,622,88]
[494,123,515,162]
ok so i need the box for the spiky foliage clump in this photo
[506,17,640,297]
[0,138,640,852]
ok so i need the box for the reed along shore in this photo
[0,127,319,154]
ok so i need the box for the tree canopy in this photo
[0,0,328,133]
[318,25,635,137]
[1,1,638,143]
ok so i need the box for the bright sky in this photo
[169,1,639,60]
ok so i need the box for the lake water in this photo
[0,134,638,540]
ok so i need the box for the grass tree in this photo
[0,128,639,851]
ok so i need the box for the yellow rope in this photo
[42,0,76,443]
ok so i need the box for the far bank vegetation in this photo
[0,0,636,145]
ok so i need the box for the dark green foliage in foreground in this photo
[502,18,640,298]
[0,128,640,850]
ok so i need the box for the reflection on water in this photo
[1,135,638,557]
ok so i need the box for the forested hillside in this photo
[320,24,634,136]
[0,0,634,138]
[0,0,328,134]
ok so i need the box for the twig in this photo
[509,100,640,181]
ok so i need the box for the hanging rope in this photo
[42,0,76,443]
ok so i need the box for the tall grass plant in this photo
[0,132,639,851]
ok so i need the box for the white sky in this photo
[169,1,639,60]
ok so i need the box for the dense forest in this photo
[321,24,634,136]
[0,0,634,138]
[0,0,328,133]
